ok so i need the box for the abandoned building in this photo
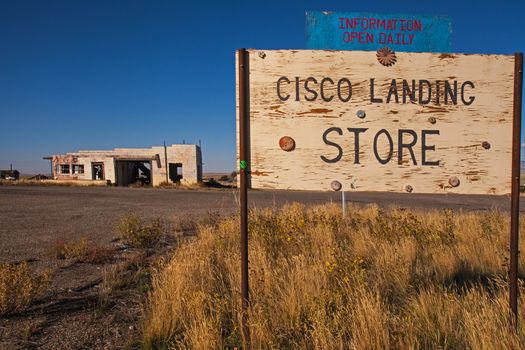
[0,169,20,180]
[43,144,202,186]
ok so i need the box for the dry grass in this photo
[155,181,206,190]
[96,253,150,317]
[50,238,115,264]
[0,179,107,187]
[0,262,50,316]
[156,180,233,190]
[142,203,525,349]
[116,214,164,248]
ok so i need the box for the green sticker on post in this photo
[240,160,247,169]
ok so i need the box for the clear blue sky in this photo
[1,0,524,173]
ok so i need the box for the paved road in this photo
[0,185,521,263]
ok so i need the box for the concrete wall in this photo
[50,145,202,186]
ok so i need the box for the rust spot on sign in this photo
[465,170,488,176]
[279,136,296,152]
[330,180,342,191]
[418,105,448,113]
[270,105,285,114]
[448,176,460,187]
[251,171,272,176]
[439,53,455,59]
[296,108,334,115]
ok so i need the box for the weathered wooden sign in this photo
[236,50,517,194]
[306,11,452,52]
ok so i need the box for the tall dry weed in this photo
[116,213,164,248]
[142,203,525,349]
[0,262,49,316]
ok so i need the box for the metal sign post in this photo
[342,190,346,216]
[238,48,250,346]
[510,52,522,328]
[163,141,168,183]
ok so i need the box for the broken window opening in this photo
[169,163,183,183]
[59,164,70,175]
[72,164,84,174]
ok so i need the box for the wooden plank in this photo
[236,50,515,194]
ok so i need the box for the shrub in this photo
[52,238,90,259]
[116,214,164,248]
[50,238,114,264]
[0,262,50,316]
[218,175,230,182]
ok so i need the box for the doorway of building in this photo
[92,163,105,180]
[169,163,183,183]
[115,160,152,186]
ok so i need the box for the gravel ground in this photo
[0,185,519,263]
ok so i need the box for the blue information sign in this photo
[306,11,452,52]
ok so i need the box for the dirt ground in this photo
[0,185,520,349]
[0,186,244,349]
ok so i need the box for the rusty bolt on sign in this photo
[449,176,460,187]
[428,116,437,124]
[482,141,491,150]
[405,185,413,193]
[331,180,342,191]
[258,51,266,59]
[279,136,296,152]
[376,47,397,67]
